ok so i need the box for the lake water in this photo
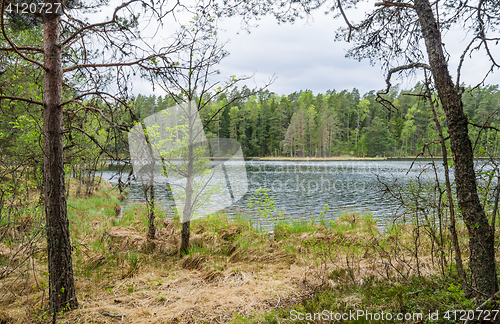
[102,159,453,226]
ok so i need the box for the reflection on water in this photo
[102,160,452,226]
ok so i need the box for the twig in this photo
[376,62,431,112]
[405,288,424,295]
[375,1,414,9]
[464,290,500,324]
[102,311,125,324]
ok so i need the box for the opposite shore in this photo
[246,155,498,161]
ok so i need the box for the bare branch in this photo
[61,0,139,47]
[456,36,478,88]
[0,1,45,70]
[66,126,120,160]
[376,62,431,111]
[63,54,173,73]
[0,46,43,53]
[0,95,43,106]
[476,0,500,69]
[63,100,130,132]
[375,1,414,9]
[337,0,356,42]
[469,122,500,133]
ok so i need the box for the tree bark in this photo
[179,102,195,256]
[414,0,498,297]
[428,87,469,296]
[43,0,78,313]
[146,184,156,240]
[180,221,191,255]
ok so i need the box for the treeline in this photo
[129,84,500,158]
[2,84,499,168]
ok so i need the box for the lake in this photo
[102,159,453,227]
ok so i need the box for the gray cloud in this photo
[130,7,500,97]
[216,14,389,95]
[213,12,500,96]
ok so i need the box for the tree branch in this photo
[456,36,478,88]
[0,95,43,106]
[469,122,500,133]
[62,95,130,132]
[337,0,356,42]
[375,1,414,9]
[476,0,500,69]
[61,0,139,47]
[0,46,43,53]
[376,62,431,111]
[0,1,45,70]
[63,56,153,73]
[66,126,120,160]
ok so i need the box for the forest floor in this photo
[0,181,497,323]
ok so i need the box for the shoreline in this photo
[104,156,498,165]
[253,156,386,161]
[246,156,498,161]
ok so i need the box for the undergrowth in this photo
[1,182,497,323]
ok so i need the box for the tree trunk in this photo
[146,184,156,240]
[428,87,469,295]
[43,0,78,313]
[179,102,195,255]
[180,221,191,255]
[415,0,498,297]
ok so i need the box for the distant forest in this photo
[128,84,500,158]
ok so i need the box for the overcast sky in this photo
[129,4,500,98]
[215,13,386,96]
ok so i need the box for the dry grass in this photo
[60,259,308,324]
[0,184,479,324]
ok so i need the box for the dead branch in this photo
[102,311,125,324]
[61,0,139,47]
[0,1,45,70]
[469,121,500,133]
[376,62,431,111]
[63,54,178,73]
[0,96,44,106]
[337,0,356,42]
[375,1,414,9]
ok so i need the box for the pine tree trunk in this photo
[43,0,78,313]
[415,0,498,297]
[429,88,469,296]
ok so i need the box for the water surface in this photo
[103,159,452,226]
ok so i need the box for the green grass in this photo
[224,211,484,324]
[67,189,121,237]
[229,275,473,324]
[329,210,379,235]
[55,182,494,323]
[235,232,262,252]
[117,203,148,227]
[6,177,495,324]
[274,218,319,236]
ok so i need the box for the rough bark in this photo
[414,0,498,297]
[42,0,78,313]
[146,184,156,240]
[180,221,191,255]
[428,88,469,296]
